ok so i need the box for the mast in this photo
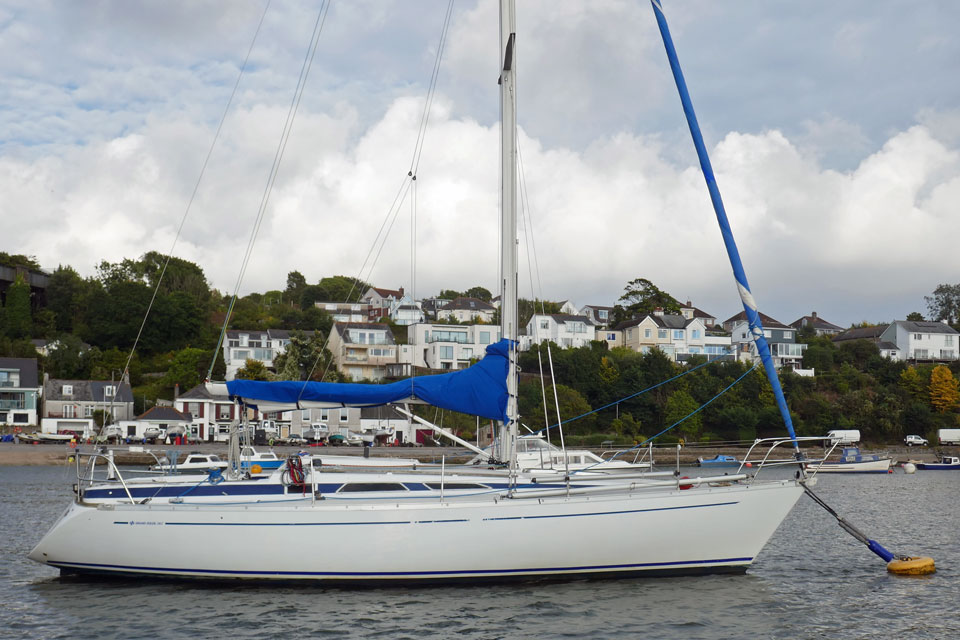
[498,0,519,467]
[650,0,800,455]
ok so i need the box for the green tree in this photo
[3,274,32,339]
[285,271,307,301]
[163,348,211,392]
[45,265,87,333]
[899,366,923,399]
[613,277,680,324]
[664,389,702,440]
[235,358,271,380]
[464,286,492,302]
[906,311,924,321]
[929,365,960,413]
[925,284,960,325]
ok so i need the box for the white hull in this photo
[30,480,802,583]
[806,458,891,473]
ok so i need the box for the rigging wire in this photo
[208,0,331,380]
[300,1,456,391]
[119,0,273,391]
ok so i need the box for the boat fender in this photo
[679,476,693,490]
[887,556,936,575]
[250,464,263,474]
[902,463,917,474]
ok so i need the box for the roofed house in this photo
[0,357,40,428]
[836,320,960,363]
[790,311,843,336]
[41,377,134,437]
[328,322,398,381]
[579,305,615,328]
[617,312,730,362]
[437,297,496,323]
[524,314,595,349]
[680,301,718,328]
[222,329,293,380]
[723,311,805,368]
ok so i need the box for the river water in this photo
[1,464,957,639]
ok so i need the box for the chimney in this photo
[399,287,404,298]
[686,300,692,307]
[812,311,818,319]
[174,383,179,400]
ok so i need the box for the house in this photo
[127,406,194,441]
[328,322,398,381]
[679,301,718,328]
[41,377,134,438]
[399,323,502,370]
[617,313,730,362]
[831,324,900,360]
[222,329,293,380]
[387,296,425,326]
[362,286,405,320]
[314,301,372,323]
[595,328,623,349]
[420,297,452,321]
[790,311,843,336]
[175,383,247,442]
[880,321,959,362]
[579,305,615,328]
[0,357,40,428]
[524,314,595,349]
[437,297,496,323]
[557,300,578,316]
[724,311,805,368]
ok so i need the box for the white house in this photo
[314,301,372,323]
[223,329,292,380]
[524,314,595,349]
[387,296,425,325]
[437,297,496,323]
[579,304,615,328]
[401,323,502,370]
[880,320,959,362]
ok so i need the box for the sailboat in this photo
[28,0,807,583]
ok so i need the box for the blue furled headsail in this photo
[224,339,511,422]
[650,0,799,450]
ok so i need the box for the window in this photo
[692,330,701,339]
[673,330,683,340]
[598,309,608,320]
[626,329,632,339]
[462,348,473,359]
[946,336,954,346]
[479,331,491,344]
[218,405,231,420]
[62,385,73,396]
[607,333,616,341]
[64,405,75,418]
[540,320,549,330]
[0,370,19,387]
[103,385,116,399]
[942,350,955,359]
[234,350,249,361]
[915,349,929,359]
[320,409,329,421]
[658,329,667,339]
[644,328,651,338]
[301,409,311,420]
[439,346,454,359]
[914,334,922,340]
[84,405,93,418]
[339,409,349,422]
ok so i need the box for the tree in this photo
[664,389,702,440]
[235,358,272,380]
[925,284,960,325]
[163,348,212,392]
[899,367,923,399]
[285,271,307,300]
[3,274,32,339]
[464,286,492,302]
[929,365,960,413]
[46,265,87,333]
[906,311,924,321]
[613,277,680,324]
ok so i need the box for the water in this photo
[2,464,958,639]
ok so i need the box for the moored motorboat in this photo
[698,455,740,468]
[915,455,960,470]
[805,447,892,474]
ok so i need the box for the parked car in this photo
[904,434,929,447]
[285,434,307,446]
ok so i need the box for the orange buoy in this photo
[887,556,936,575]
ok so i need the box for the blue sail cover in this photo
[225,339,512,422]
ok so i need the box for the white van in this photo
[938,429,960,445]
[825,429,861,446]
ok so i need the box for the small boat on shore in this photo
[697,454,740,468]
[805,447,892,474]
[915,455,960,471]
[149,452,228,472]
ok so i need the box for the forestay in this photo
[210,339,511,421]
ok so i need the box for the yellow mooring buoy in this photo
[887,556,936,575]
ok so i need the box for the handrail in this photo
[737,436,839,479]
[74,450,137,504]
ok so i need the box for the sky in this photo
[2,0,959,329]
